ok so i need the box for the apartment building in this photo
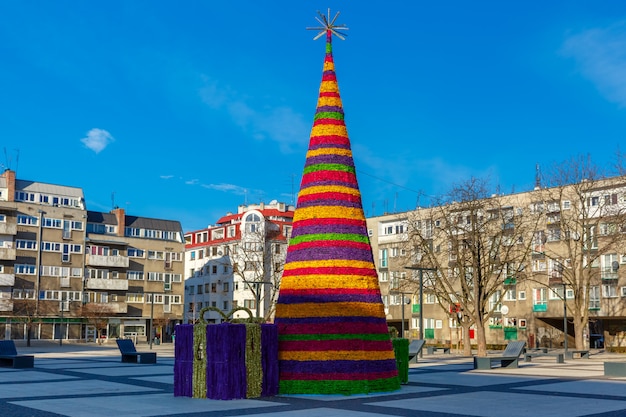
[184,201,293,323]
[0,170,185,343]
[367,174,626,350]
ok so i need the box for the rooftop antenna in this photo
[111,192,116,209]
[14,149,19,173]
[534,164,541,190]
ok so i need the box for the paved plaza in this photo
[2,342,626,416]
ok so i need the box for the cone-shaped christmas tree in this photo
[274,12,401,395]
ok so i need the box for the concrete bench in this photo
[525,347,548,354]
[427,346,451,354]
[473,341,526,370]
[408,340,425,363]
[524,352,564,363]
[116,339,157,364]
[604,362,626,377]
[565,350,589,359]
[0,340,34,368]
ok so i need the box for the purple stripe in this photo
[309,142,351,151]
[290,224,366,237]
[280,359,397,374]
[317,105,344,113]
[305,155,355,167]
[275,316,387,325]
[285,246,371,262]
[323,70,336,77]
[278,294,382,304]
[296,199,362,209]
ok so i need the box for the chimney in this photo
[3,170,15,202]
[111,208,125,236]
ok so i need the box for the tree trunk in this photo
[463,325,472,356]
[475,320,488,356]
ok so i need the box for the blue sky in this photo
[2,2,626,233]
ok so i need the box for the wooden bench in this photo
[427,346,451,354]
[524,352,564,363]
[604,362,626,377]
[116,339,157,364]
[408,339,425,363]
[0,340,34,368]
[473,341,526,370]
[565,350,589,359]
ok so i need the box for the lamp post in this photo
[59,297,64,347]
[390,291,411,338]
[149,293,155,350]
[405,266,437,357]
[563,282,567,354]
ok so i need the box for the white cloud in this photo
[81,128,114,153]
[199,77,308,153]
[562,21,626,107]
[160,175,174,180]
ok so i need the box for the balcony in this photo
[0,247,16,261]
[0,299,13,311]
[85,254,130,268]
[0,222,17,235]
[601,268,619,280]
[0,273,15,286]
[84,278,129,291]
[90,302,127,314]
[533,303,547,312]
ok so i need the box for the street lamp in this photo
[404,266,437,355]
[390,291,411,338]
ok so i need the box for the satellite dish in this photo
[501,305,509,315]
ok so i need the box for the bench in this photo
[473,341,526,370]
[565,350,589,360]
[525,347,548,354]
[116,339,157,364]
[408,339,425,363]
[427,346,451,354]
[604,362,626,377]
[0,340,34,368]
[524,352,564,363]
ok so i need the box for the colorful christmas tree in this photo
[274,11,401,395]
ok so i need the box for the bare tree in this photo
[81,303,114,344]
[233,223,286,321]
[11,296,39,347]
[403,177,540,356]
[540,155,626,349]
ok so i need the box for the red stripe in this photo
[280,340,392,351]
[280,370,398,381]
[282,267,377,277]
[309,135,350,146]
[313,118,345,126]
[278,322,389,335]
[319,92,340,98]
[301,171,358,187]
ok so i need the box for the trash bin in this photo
[154,337,160,345]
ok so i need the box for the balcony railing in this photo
[84,278,129,291]
[533,303,547,312]
[601,268,619,280]
[85,254,130,268]
[0,247,16,261]
[0,273,15,286]
[0,299,13,311]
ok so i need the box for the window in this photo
[227,226,236,238]
[519,291,526,300]
[244,213,261,233]
[603,284,618,298]
[127,248,145,258]
[127,271,144,280]
[243,299,257,309]
[562,200,571,210]
[379,271,388,282]
[533,288,547,306]
[589,286,600,309]
[17,215,38,225]
[489,290,502,312]
[223,282,229,292]
[379,249,388,268]
[621,287,626,297]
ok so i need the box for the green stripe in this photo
[314,111,343,121]
[279,333,390,341]
[303,164,355,175]
[280,378,401,395]
[290,233,368,245]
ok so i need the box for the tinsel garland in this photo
[192,323,207,398]
[245,323,262,398]
[392,338,409,384]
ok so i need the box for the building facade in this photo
[367,175,626,350]
[0,170,185,343]
[184,201,293,323]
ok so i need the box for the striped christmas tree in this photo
[274,11,401,395]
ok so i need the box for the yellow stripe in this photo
[298,185,361,197]
[281,275,380,290]
[284,259,373,271]
[311,125,347,137]
[293,206,363,222]
[306,148,353,158]
[279,350,395,361]
[317,97,343,107]
[276,302,384,318]
[320,83,339,94]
